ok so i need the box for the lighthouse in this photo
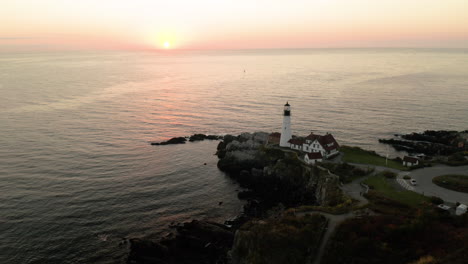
[279,102,292,147]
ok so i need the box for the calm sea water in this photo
[1,49,468,263]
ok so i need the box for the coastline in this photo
[129,130,468,264]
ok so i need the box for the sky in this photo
[1,0,467,51]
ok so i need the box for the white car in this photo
[437,204,451,211]
[410,179,417,186]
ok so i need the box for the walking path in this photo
[308,212,354,264]
[297,174,371,264]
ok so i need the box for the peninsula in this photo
[130,103,468,264]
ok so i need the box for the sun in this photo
[164,41,171,48]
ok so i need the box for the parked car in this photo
[437,204,451,211]
[410,179,417,185]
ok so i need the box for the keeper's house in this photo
[289,132,340,159]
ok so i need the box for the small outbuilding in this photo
[456,204,467,216]
[267,132,281,145]
[304,152,323,165]
[403,156,419,167]
[289,138,305,151]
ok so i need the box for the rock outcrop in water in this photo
[151,137,187,145]
[379,130,468,156]
[189,134,223,142]
[151,134,223,146]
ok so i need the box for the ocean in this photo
[1,49,467,263]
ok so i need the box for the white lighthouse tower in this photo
[279,102,292,147]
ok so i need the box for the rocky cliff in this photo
[230,214,328,264]
[127,220,234,264]
[128,132,343,264]
[216,132,342,209]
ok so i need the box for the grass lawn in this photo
[432,174,468,193]
[341,146,407,171]
[363,173,429,207]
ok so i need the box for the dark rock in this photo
[206,135,222,140]
[127,238,169,263]
[151,137,187,145]
[237,190,256,200]
[151,134,223,146]
[379,130,468,156]
[251,168,264,178]
[188,134,222,142]
[189,134,207,142]
[224,214,249,229]
[127,220,234,264]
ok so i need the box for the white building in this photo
[304,152,323,165]
[293,132,340,159]
[289,138,304,151]
[279,102,292,147]
[403,156,419,167]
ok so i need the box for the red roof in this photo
[306,152,323,160]
[320,134,340,151]
[306,133,339,151]
[305,133,320,141]
[403,156,419,163]
[288,138,305,145]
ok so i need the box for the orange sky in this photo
[1,0,467,51]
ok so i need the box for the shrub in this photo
[403,175,411,180]
[351,167,367,176]
[430,196,444,205]
[433,174,468,193]
[382,171,397,179]
[448,152,465,162]
[233,214,327,264]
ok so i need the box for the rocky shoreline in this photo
[379,130,468,156]
[128,132,343,263]
[127,130,468,264]
[128,220,234,264]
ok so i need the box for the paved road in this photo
[300,155,467,262]
[344,161,468,204]
[405,164,468,204]
[304,161,467,263]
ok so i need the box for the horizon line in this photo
[2,46,468,53]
